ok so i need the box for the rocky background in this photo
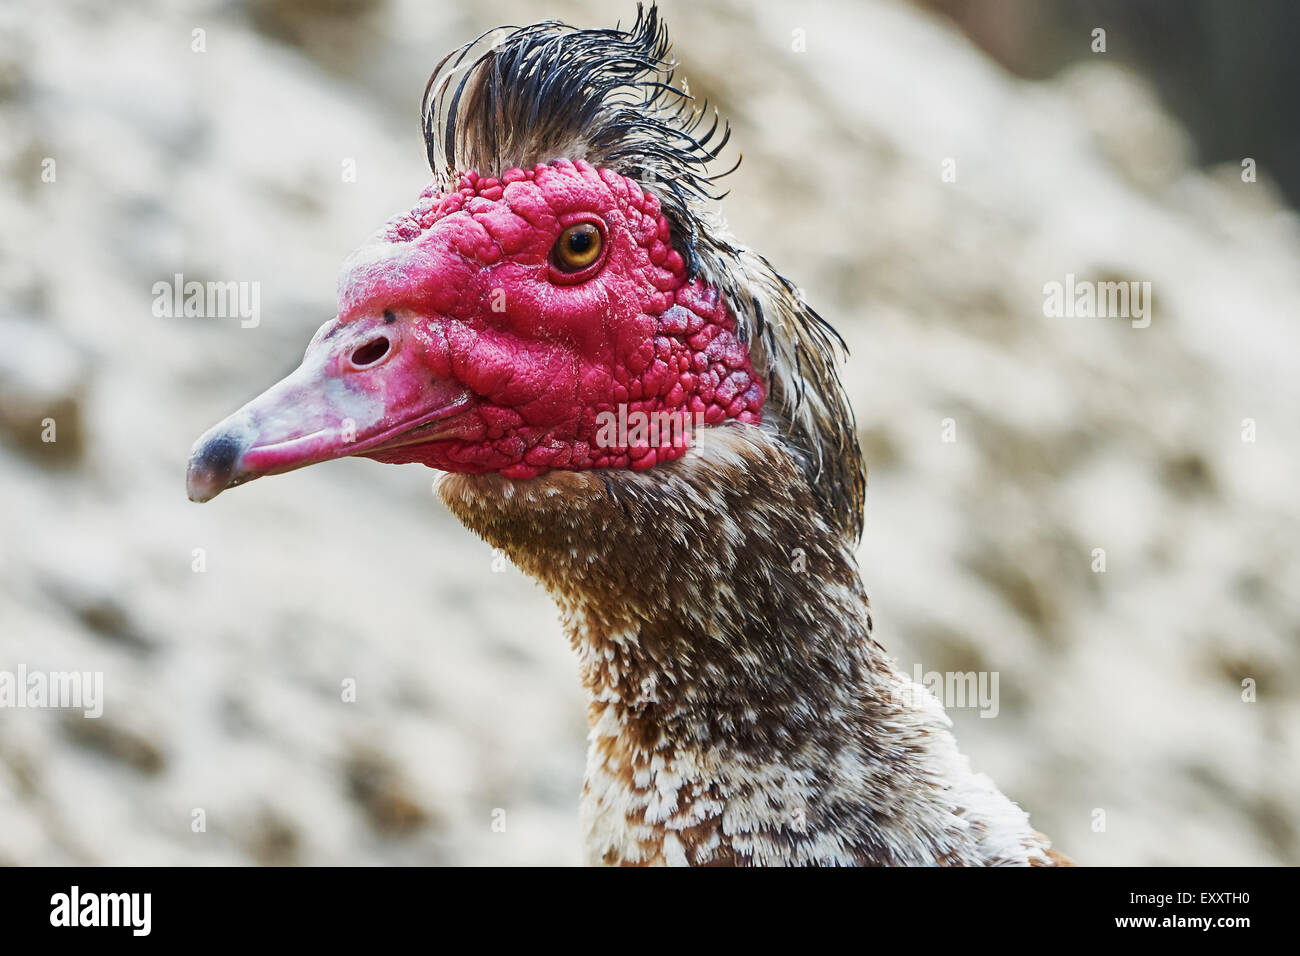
[1,0,1297,865]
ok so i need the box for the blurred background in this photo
[1,0,1297,865]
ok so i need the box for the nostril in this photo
[350,337,391,368]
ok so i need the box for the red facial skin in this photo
[348,159,763,477]
[185,158,764,501]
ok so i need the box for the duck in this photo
[186,3,1072,867]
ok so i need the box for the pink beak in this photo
[186,315,468,502]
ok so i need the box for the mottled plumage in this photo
[443,426,1060,865]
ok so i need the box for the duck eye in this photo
[552,222,604,273]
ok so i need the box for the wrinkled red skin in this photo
[339,159,764,479]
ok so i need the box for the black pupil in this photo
[568,230,592,254]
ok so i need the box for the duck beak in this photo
[186,315,468,502]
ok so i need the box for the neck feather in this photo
[440,424,1051,866]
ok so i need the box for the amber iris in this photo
[552,222,603,271]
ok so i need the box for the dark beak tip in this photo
[186,432,247,503]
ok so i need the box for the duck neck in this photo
[440,425,1049,866]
